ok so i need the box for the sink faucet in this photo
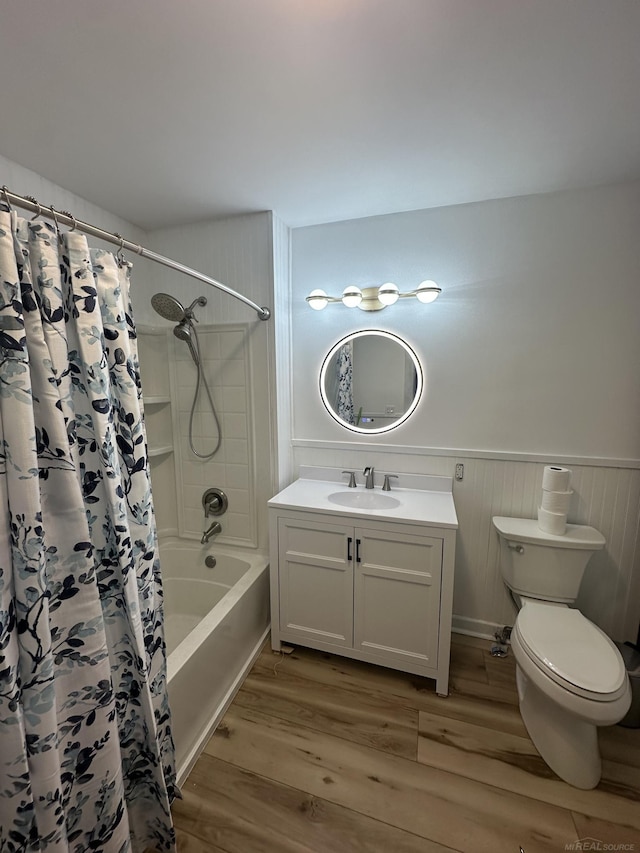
[363,466,375,489]
[201,521,222,544]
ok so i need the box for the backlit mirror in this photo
[319,330,423,434]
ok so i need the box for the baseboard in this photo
[452,614,507,641]
[175,625,270,788]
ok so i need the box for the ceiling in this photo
[1,0,639,231]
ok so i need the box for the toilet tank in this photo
[492,517,606,604]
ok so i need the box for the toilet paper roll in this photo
[538,506,567,536]
[541,488,573,514]
[542,466,572,492]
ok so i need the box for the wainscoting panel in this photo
[292,445,640,642]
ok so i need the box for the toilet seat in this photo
[516,602,627,701]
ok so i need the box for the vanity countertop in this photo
[268,469,458,529]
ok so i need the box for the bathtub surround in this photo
[137,323,259,546]
[150,293,223,462]
[289,181,640,644]
[172,325,257,545]
[136,328,179,537]
[135,212,286,552]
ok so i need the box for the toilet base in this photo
[516,666,601,789]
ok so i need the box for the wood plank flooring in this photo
[172,635,640,852]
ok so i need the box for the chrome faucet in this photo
[363,466,375,489]
[201,521,222,544]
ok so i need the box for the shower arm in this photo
[0,186,271,321]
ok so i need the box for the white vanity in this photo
[268,467,458,695]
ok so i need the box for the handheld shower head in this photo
[173,320,192,344]
[151,293,186,323]
[155,294,220,460]
[174,320,199,363]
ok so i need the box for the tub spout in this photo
[201,521,222,544]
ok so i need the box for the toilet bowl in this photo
[492,516,631,789]
[511,599,630,788]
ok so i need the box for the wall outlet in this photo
[455,463,464,480]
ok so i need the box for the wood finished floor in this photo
[172,635,640,852]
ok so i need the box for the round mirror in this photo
[319,330,423,434]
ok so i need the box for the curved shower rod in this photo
[0,186,271,321]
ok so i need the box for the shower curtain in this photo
[0,207,177,852]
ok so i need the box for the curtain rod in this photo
[0,186,271,321]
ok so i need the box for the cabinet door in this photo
[354,528,442,667]
[278,517,354,648]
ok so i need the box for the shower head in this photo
[152,291,207,364]
[151,293,186,323]
[151,292,208,323]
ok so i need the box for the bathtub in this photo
[159,537,270,785]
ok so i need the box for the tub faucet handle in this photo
[342,470,357,488]
[202,487,228,517]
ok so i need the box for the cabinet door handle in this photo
[356,538,361,563]
[347,537,353,561]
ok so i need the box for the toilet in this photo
[492,516,631,789]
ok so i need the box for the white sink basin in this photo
[268,473,458,528]
[327,490,401,510]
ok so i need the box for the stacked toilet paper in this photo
[538,466,573,535]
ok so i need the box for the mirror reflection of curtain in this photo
[336,341,354,424]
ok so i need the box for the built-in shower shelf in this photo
[145,396,171,406]
[148,444,174,458]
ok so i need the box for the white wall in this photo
[290,182,640,642]
[292,182,640,460]
[0,152,147,252]
[272,214,294,490]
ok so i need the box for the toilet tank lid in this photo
[492,517,606,550]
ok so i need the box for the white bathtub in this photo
[159,538,270,784]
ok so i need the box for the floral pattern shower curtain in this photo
[0,206,177,852]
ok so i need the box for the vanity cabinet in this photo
[278,517,354,649]
[270,502,456,695]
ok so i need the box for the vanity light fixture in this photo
[306,280,441,311]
